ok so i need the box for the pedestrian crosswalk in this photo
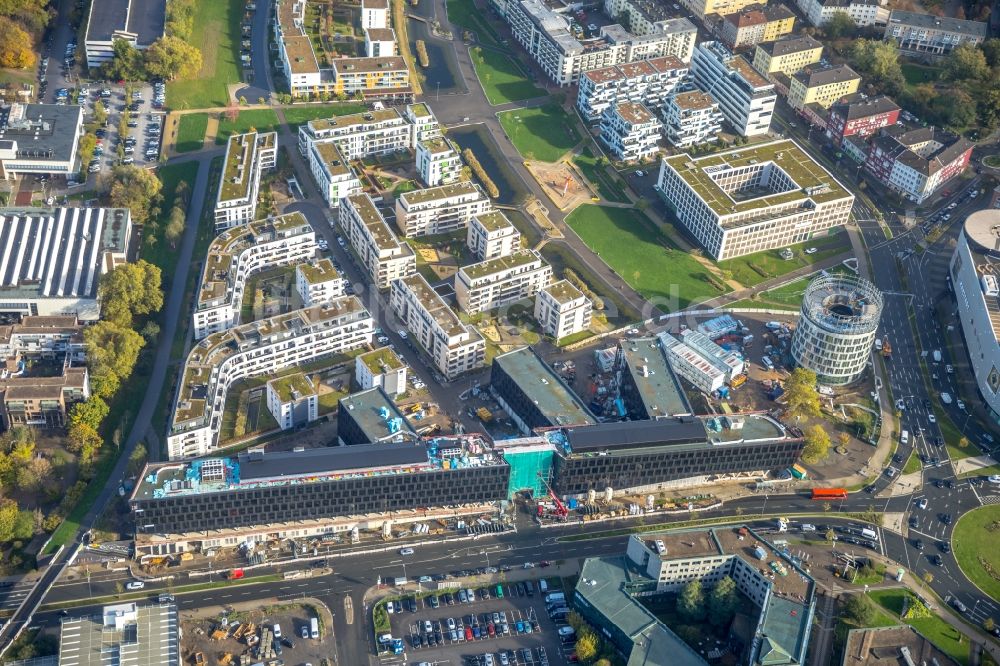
[977,494,1000,506]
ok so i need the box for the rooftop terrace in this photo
[400,181,482,206]
[398,274,468,339]
[473,211,516,233]
[312,141,353,177]
[347,194,409,252]
[663,139,852,219]
[360,346,404,374]
[298,257,339,285]
[268,372,316,403]
[307,108,403,135]
[540,279,583,305]
[219,132,273,204]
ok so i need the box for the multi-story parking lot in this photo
[380,579,575,665]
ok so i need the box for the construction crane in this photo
[536,474,569,520]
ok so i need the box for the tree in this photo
[825,528,836,543]
[109,165,162,226]
[843,593,876,625]
[83,321,146,398]
[677,579,705,621]
[784,368,821,420]
[981,38,1000,68]
[922,572,934,584]
[575,631,599,662]
[824,11,857,39]
[94,100,108,126]
[164,205,185,245]
[69,397,109,432]
[708,576,739,626]
[104,39,144,81]
[67,421,103,456]
[838,431,851,448]
[802,424,831,464]
[165,0,196,40]
[140,321,161,342]
[144,36,203,80]
[0,497,19,542]
[0,22,36,69]
[78,133,97,176]
[985,617,996,633]
[98,260,164,327]
[15,457,50,492]
[944,43,989,81]
[850,40,906,96]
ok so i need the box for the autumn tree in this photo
[784,368,821,420]
[94,100,108,125]
[109,165,162,226]
[575,631,599,662]
[164,205,185,245]
[802,424,831,463]
[69,397,110,433]
[78,134,97,177]
[164,0,197,40]
[0,498,19,542]
[16,457,52,492]
[98,260,164,327]
[843,593,876,625]
[0,23,36,69]
[944,43,989,81]
[104,39,145,81]
[850,40,906,96]
[83,321,146,399]
[144,36,203,80]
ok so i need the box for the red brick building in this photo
[826,94,900,146]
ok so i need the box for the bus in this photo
[811,488,848,500]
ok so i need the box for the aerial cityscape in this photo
[0,0,998,661]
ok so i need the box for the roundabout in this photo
[952,504,1000,604]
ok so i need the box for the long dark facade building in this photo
[131,438,509,535]
[549,416,803,495]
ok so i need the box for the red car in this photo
[539,561,551,568]
[464,626,473,641]
[487,623,495,637]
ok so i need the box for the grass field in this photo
[282,103,367,129]
[901,62,943,88]
[447,0,503,47]
[566,205,727,309]
[868,590,970,665]
[539,242,640,325]
[215,109,281,144]
[953,505,1000,604]
[717,230,851,287]
[742,264,855,309]
[499,105,581,162]
[166,0,243,108]
[144,161,201,280]
[470,47,545,106]
[175,113,209,152]
[573,147,629,203]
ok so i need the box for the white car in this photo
[940,392,953,405]
[273,624,282,638]
[398,330,408,339]
[895,399,906,411]
[804,247,818,255]
[946,364,954,374]
[917,498,928,509]
[634,170,645,177]
[928,414,937,424]
[399,548,414,555]
[377,335,390,344]
[988,475,1000,484]
[125,581,145,590]
[957,399,966,411]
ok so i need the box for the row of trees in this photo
[462,148,500,199]
[104,37,203,83]
[415,40,430,68]
[0,0,52,68]
[677,576,740,627]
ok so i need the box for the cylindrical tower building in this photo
[791,272,883,385]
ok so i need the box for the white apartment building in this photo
[332,57,410,96]
[168,297,374,459]
[297,108,412,160]
[355,347,408,395]
[390,274,486,379]
[467,211,521,261]
[576,56,688,122]
[796,0,881,27]
[395,182,492,238]
[296,258,345,306]
[362,0,389,29]
[690,41,776,137]
[654,139,854,260]
[365,28,397,57]
[884,10,988,58]
[403,103,443,143]
[266,373,319,430]
[0,315,85,364]
[534,280,592,340]
[213,131,278,232]
[600,102,662,162]
[455,249,553,314]
[307,141,363,208]
[495,0,696,86]
[340,193,416,289]
[662,90,724,148]
[658,332,727,393]
[0,104,84,180]
[416,137,462,186]
[194,213,317,340]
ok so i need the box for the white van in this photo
[860,528,879,542]
[538,579,548,593]
[900,430,909,445]
[545,592,566,605]
[800,524,816,532]
[761,356,774,371]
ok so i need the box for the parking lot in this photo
[380,579,574,665]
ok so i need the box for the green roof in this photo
[408,103,432,118]
[307,108,403,134]
[219,132,270,204]
[473,211,516,233]
[461,249,545,281]
[663,139,852,221]
[268,372,317,402]
[419,137,453,154]
[298,258,340,284]
[360,347,404,374]
[541,279,584,305]
[400,181,481,206]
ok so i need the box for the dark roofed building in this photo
[0,103,84,178]
[826,93,900,145]
[337,386,417,445]
[884,10,987,58]
[84,0,167,68]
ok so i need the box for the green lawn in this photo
[566,204,727,309]
[282,103,368,129]
[215,110,281,144]
[953,505,1000,603]
[143,161,202,280]
[983,155,1000,169]
[958,462,1000,479]
[902,451,923,475]
[718,230,851,287]
[447,0,503,47]
[175,113,209,152]
[166,0,244,109]
[573,147,630,203]
[742,265,855,309]
[499,105,582,163]
[868,590,970,665]
[901,62,943,88]
[470,47,545,106]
